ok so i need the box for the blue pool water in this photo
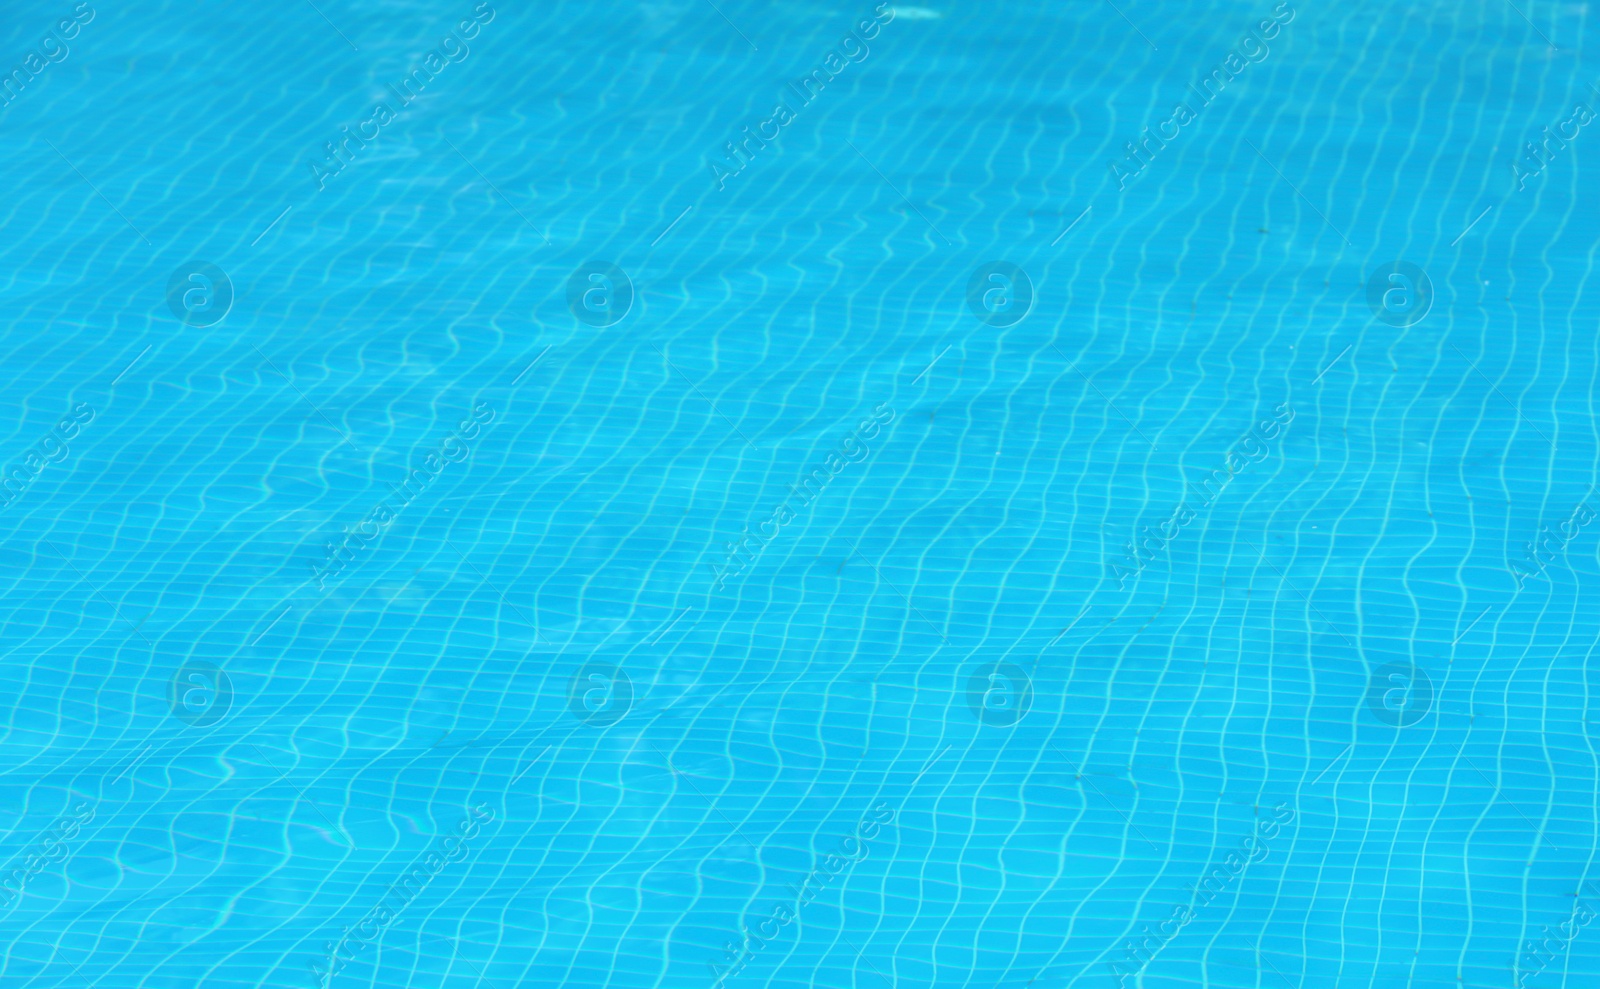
[1,0,1598,987]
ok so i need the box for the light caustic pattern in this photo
[0,1,1597,988]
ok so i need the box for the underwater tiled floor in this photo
[1,1,1599,987]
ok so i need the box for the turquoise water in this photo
[1,0,1598,986]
